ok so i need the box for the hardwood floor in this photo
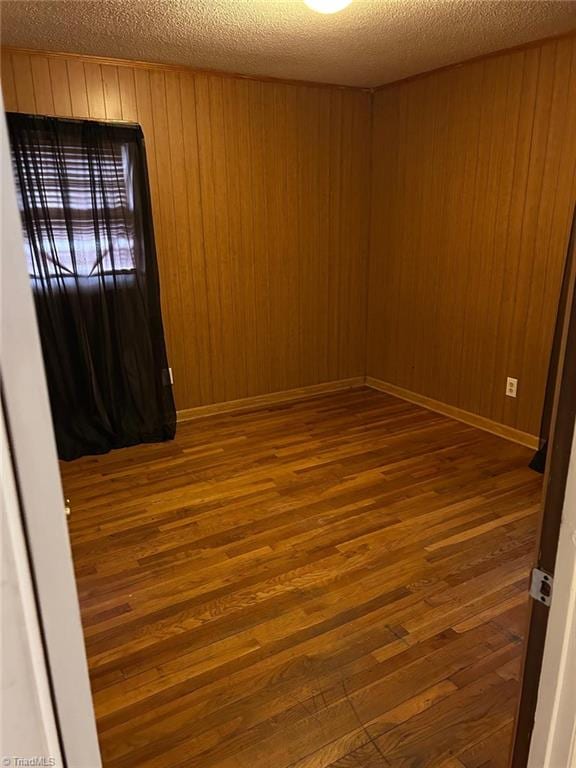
[61,387,541,768]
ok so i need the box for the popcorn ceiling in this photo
[1,0,575,87]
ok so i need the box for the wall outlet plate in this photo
[506,377,518,398]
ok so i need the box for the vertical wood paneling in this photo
[48,58,72,116]
[368,35,576,437]
[117,67,137,122]
[193,74,228,404]
[11,53,35,112]
[179,73,214,404]
[83,62,105,118]
[101,65,122,120]
[66,59,89,117]
[2,48,371,411]
[1,50,17,110]
[30,56,54,115]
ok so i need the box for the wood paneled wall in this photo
[1,49,371,410]
[368,35,576,437]
[3,38,574,437]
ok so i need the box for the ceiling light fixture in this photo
[303,0,353,14]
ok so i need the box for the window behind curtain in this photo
[7,113,176,460]
[13,130,136,279]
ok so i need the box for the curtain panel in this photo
[8,113,176,460]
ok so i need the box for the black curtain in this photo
[530,204,576,473]
[7,113,176,460]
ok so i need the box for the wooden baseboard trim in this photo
[177,377,366,423]
[365,376,539,450]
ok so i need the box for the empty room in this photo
[1,1,576,767]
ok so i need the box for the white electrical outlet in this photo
[506,377,518,398]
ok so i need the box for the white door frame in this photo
[1,394,62,764]
[1,100,101,766]
[528,426,576,768]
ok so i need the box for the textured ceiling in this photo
[1,0,575,88]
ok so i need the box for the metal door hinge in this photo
[530,568,553,607]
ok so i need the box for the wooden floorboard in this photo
[61,387,541,768]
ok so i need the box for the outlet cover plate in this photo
[506,377,518,398]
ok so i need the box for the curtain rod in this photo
[6,112,142,130]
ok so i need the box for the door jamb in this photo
[0,101,101,766]
[510,209,576,766]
